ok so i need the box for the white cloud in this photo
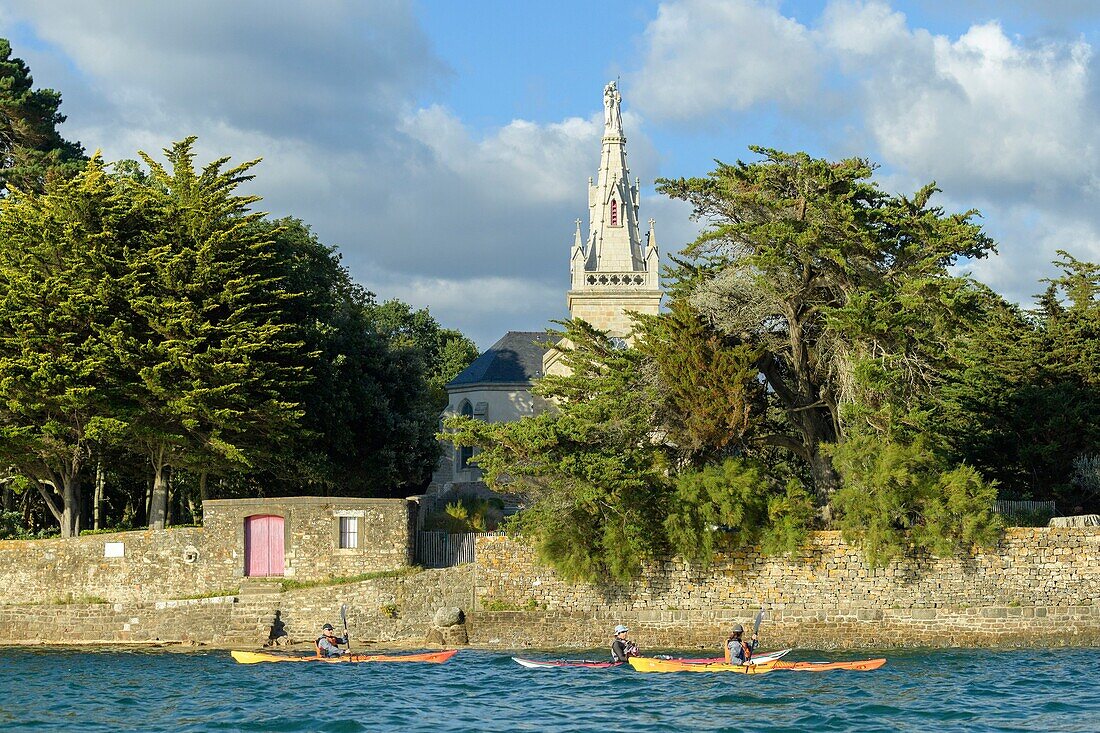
[964,205,1100,305]
[401,106,602,204]
[861,19,1096,197]
[818,1,1100,306]
[821,0,910,58]
[633,0,820,121]
[364,274,565,349]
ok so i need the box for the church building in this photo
[431,82,662,492]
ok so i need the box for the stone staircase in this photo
[222,597,282,645]
[220,579,284,645]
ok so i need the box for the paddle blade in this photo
[753,607,765,636]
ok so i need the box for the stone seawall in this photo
[465,606,1100,650]
[0,527,1096,649]
[467,528,1100,648]
[0,567,473,647]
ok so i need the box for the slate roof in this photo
[447,331,550,388]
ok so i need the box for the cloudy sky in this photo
[2,1,1099,347]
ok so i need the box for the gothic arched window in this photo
[610,198,618,227]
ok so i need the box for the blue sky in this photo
[2,1,1099,347]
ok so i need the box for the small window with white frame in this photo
[339,516,359,549]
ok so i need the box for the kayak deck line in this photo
[231,649,458,665]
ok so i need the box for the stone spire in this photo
[562,81,662,343]
[576,80,647,275]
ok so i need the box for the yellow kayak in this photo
[231,649,457,665]
[628,656,887,674]
[629,657,778,674]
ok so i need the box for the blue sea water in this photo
[0,647,1097,732]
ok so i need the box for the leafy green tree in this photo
[0,38,84,194]
[446,320,671,581]
[936,256,1100,510]
[0,155,125,536]
[239,219,463,498]
[366,299,479,404]
[657,148,994,503]
[634,302,761,465]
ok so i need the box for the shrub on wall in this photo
[831,436,1002,566]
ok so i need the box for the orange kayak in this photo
[629,656,886,674]
[772,658,887,672]
[231,649,458,665]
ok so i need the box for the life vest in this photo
[317,635,342,657]
[725,636,752,663]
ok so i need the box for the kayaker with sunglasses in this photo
[611,625,639,664]
[725,623,758,664]
[316,623,349,657]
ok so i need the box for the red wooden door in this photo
[245,515,285,577]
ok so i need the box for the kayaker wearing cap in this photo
[316,623,349,658]
[611,625,639,664]
[725,623,757,665]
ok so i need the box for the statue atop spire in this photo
[603,80,622,135]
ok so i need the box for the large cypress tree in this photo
[0,38,84,195]
[657,148,994,503]
[0,156,126,536]
[116,138,308,529]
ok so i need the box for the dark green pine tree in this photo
[116,138,308,529]
[634,300,762,464]
[0,38,85,195]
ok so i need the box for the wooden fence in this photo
[416,531,505,568]
[993,500,1056,516]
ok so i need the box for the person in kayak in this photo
[316,623,349,657]
[725,623,758,665]
[611,625,639,663]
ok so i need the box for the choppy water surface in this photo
[0,647,1097,732]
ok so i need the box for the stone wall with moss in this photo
[0,497,415,605]
[467,529,1100,648]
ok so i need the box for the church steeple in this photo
[565,81,661,338]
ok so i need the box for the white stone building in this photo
[432,82,662,491]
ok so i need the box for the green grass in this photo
[50,595,110,605]
[279,566,421,592]
[168,589,239,601]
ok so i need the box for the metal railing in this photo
[416,531,505,568]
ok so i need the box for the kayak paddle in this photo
[341,603,350,652]
[753,605,766,638]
